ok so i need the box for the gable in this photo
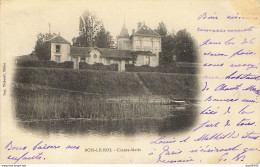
[133,25,161,37]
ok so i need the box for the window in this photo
[135,40,141,50]
[55,55,61,62]
[80,57,86,62]
[56,45,61,53]
[143,39,152,51]
[106,59,110,64]
[153,41,159,50]
[93,54,97,58]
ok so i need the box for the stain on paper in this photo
[230,0,260,25]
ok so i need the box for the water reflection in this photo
[18,107,197,136]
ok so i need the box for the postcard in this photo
[0,0,259,165]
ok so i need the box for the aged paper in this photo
[0,0,259,165]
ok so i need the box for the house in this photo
[117,22,161,67]
[48,22,161,71]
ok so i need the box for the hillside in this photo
[14,67,199,98]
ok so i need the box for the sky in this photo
[1,0,238,56]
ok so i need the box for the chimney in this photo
[137,22,142,29]
[132,29,135,35]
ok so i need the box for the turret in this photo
[117,22,131,50]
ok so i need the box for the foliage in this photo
[16,53,38,63]
[175,29,198,62]
[155,21,167,37]
[79,62,118,71]
[16,61,74,69]
[155,22,175,65]
[94,26,114,48]
[34,33,57,60]
[73,10,114,48]
[77,10,102,47]
[155,22,198,64]
[125,64,199,74]
[161,34,176,65]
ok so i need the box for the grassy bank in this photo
[14,67,199,97]
[13,67,198,121]
[14,67,145,95]
[138,72,198,98]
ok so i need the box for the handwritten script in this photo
[4,141,80,164]
[149,11,259,164]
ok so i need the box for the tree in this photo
[155,21,199,64]
[94,26,114,48]
[73,10,114,48]
[34,33,57,60]
[175,29,198,62]
[155,22,176,65]
[155,21,167,37]
[160,34,176,65]
[73,10,102,47]
[72,10,114,48]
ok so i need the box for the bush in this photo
[16,61,74,69]
[125,64,199,74]
[176,67,200,74]
[79,62,118,71]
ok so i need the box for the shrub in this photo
[79,62,118,71]
[16,60,74,69]
[125,64,199,74]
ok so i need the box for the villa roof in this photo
[71,46,133,59]
[133,25,161,37]
[70,46,156,59]
[48,36,71,44]
[99,48,132,59]
[71,46,93,57]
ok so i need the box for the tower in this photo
[117,21,131,50]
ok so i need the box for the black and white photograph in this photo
[13,7,200,136]
[1,0,259,165]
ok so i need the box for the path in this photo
[134,73,152,95]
